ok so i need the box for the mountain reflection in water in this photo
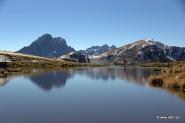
[27,67,160,91]
[0,67,159,91]
[0,74,10,86]
[30,71,73,91]
[73,67,159,85]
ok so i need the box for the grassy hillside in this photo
[0,51,88,71]
[0,51,106,74]
[0,51,54,61]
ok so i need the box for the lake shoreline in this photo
[0,61,181,75]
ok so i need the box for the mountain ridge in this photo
[90,39,185,64]
[16,34,185,64]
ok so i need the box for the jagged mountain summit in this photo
[83,44,116,56]
[17,34,75,57]
[59,44,116,63]
[90,39,185,64]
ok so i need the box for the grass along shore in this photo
[149,61,185,100]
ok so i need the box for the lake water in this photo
[0,67,185,123]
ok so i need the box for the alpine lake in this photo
[0,67,185,123]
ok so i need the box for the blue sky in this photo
[0,0,185,51]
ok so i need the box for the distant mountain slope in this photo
[17,34,75,57]
[90,39,185,64]
[58,51,90,63]
[59,44,116,63]
[82,44,116,56]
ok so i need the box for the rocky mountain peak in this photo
[84,44,116,56]
[110,45,116,49]
[38,34,53,40]
[17,34,75,58]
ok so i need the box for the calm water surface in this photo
[0,67,185,123]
